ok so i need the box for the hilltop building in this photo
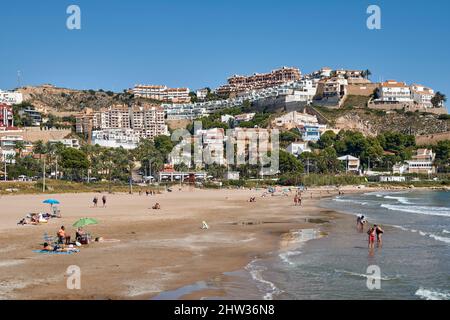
[132,85,190,103]
[410,84,435,108]
[375,80,412,103]
[217,67,301,95]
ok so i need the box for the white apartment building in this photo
[376,80,412,103]
[49,139,80,149]
[133,85,190,103]
[195,128,227,166]
[322,76,348,98]
[286,142,311,156]
[88,104,167,140]
[272,111,318,129]
[169,144,193,167]
[129,105,167,137]
[234,113,255,123]
[335,69,364,79]
[410,84,435,108]
[196,88,209,100]
[221,114,235,124]
[290,79,317,103]
[393,149,436,175]
[165,104,207,120]
[92,129,141,149]
[0,90,23,105]
[93,105,131,129]
[320,67,333,78]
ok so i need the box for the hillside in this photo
[17,85,157,115]
[313,105,449,137]
[16,85,449,138]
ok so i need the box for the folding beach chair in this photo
[43,232,57,245]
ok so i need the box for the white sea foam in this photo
[415,287,450,300]
[428,233,450,244]
[245,259,283,300]
[278,250,302,266]
[381,204,450,218]
[333,198,369,206]
[391,225,450,244]
[443,229,450,234]
[384,195,413,204]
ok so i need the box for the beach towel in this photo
[33,249,79,255]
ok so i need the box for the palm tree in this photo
[15,141,26,158]
[33,140,47,160]
[362,69,372,80]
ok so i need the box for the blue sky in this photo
[1,0,449,99]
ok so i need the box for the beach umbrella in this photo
[43,199,60,205]
[72,218,98,228]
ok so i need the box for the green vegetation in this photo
[308,130,417,172]
[341,95,371,109]
[431,92,447,108]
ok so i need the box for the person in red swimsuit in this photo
[367,227,376,249]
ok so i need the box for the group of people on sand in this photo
[42,225,92,251]
[356,214,384,248]
[18,211,61,225]
[93,195,107,208]
[145,190,157,196]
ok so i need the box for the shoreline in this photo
[0,186,387,299]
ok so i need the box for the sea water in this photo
[241,190,450,300]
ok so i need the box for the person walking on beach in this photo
[93,196,98,207]
[298,193,302,206]
[102,195,107,207]
[367,226,376,249]
[374,224,384,247]
[294,194,298,206]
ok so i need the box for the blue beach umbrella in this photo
[43,199,60,205]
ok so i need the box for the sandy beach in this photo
[0,186,372,300]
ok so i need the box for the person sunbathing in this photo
[18,218,28,225]
[42,242,54,251]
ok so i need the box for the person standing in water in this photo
[367,226,376,249]
[374,224,384,247]
[102,195,107,207]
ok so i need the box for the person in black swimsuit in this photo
[374,224,384,247]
